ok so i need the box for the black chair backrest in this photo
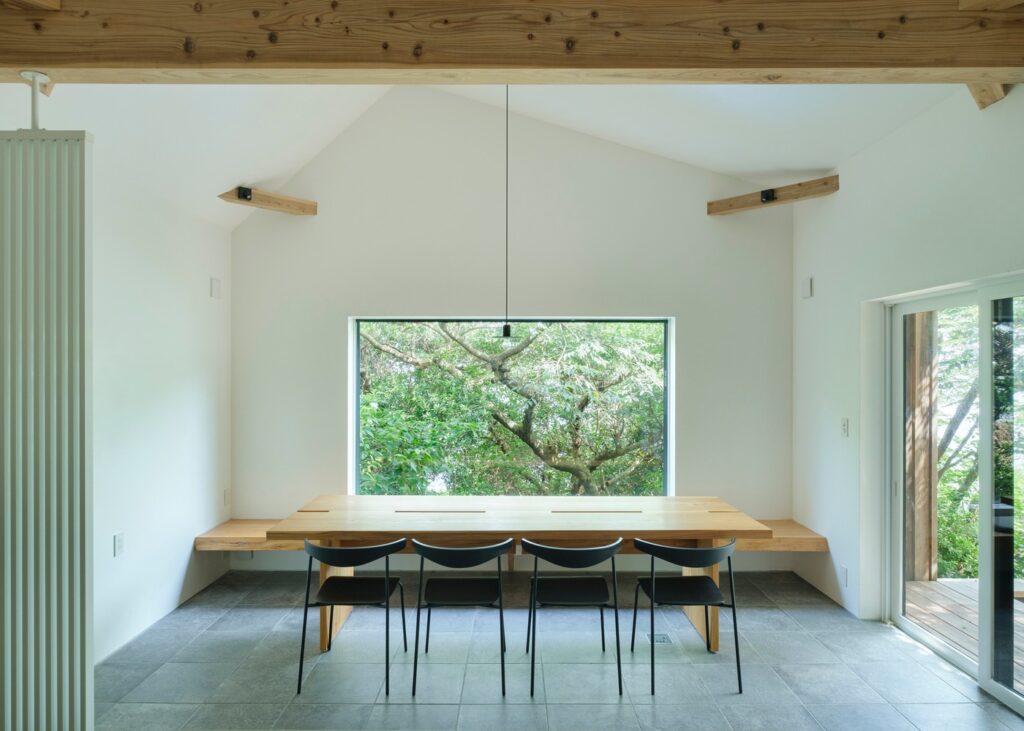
[521,538,623,569]
[304,538,407,568]
[632,538,736,569]
[412,538,514,569]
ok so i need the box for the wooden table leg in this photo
[319,539,353,652]
[681,538,720,652]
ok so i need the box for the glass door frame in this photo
[887,278,1024,715]
[888,289,980,681]
[977,279,1022,712]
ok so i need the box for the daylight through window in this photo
[356,320,668,496]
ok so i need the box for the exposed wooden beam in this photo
[959,0,1023,10]
[0,0,1023,85]
[0,0,59,9]
[707,175,839,216]
[967,82,1009,109]
[218,186,317,216]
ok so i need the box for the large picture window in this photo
[356,320,668,496]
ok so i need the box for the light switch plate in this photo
[841,417,850,438]
[800,277,814,299]
[209,277,222,300]
[113,532,125,558]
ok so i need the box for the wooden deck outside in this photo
[905,578,1024,694]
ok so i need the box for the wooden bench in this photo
[195,517,828,554]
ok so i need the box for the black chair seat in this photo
[638,575,725,606]
[315,576,401,606]
[423,577,500,606]
[536,576,610,606]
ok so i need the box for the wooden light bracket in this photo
[708,175,839,216]
[218,186,317,216]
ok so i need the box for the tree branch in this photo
[362,331,465,379]
[937,379,978,460]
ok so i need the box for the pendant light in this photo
[502,84,512,339]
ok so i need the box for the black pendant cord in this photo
[504,84,510,332]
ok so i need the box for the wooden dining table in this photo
[266,494,772,653]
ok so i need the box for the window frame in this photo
[350,317,674,496]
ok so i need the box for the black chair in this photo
[411,538,514,696]
[521,537,624,697]
[630,538,741,695]
[298,538,408,696]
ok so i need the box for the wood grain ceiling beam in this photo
[0,0,59,9]
[0,0,1023,85]
[707,175,839,216]
[967,82,1009,109]
[218,187,317,216]
[959,0,1023,10]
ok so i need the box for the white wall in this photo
[231,87,794,568]
[92,183,232,660]
[792,89,1024,617]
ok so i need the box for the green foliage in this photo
[358,321,666,496]
[932,301,1024,580]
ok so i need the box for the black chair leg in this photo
[498,598,506,696]
[630,583,640,652]
[703,606,711,653]
[398,583,408,651]
[525,584,534,653]
[297,601,310,695]
[425,607,432,654]
[412,579,424,696]
[529,583,539,696]
[327,605,335,652]
[649,597,655,695]
[385,589,390,695]
[731,604,743,694]
[600,606,606,651]
[611,561,622,696]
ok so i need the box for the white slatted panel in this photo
[1,131,92,731]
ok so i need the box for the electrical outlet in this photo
[841,417,850,438]
[841,565,848,588]
[113,532,125,558]
[223,488,231,507]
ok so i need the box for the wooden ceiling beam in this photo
[0,0,59,9]
[967,82,1009,109]
[708,175,839,216]
[959,0,1023,10]
[0,0,1023,85]
[218,187,317,216]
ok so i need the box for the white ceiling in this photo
[0,84,389,230]
[0,82,960,230]
[442,84,960,184]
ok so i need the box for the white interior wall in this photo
[792,89,1024,617]
[92,183,232,660]
[230,87,794,571]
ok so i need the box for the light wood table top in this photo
[266,495,772,546]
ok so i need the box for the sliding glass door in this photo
[893,294,981,669]
[892,280,1024,713]
[980,285,1024,706]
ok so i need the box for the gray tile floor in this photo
[95,570,1024,730]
